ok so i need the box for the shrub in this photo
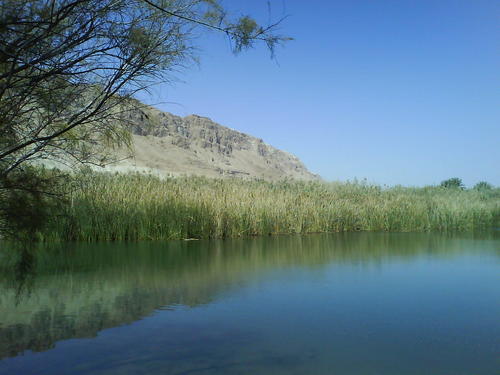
[440,177,464,189]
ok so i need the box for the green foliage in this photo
[0,167,67,240]
[33,172,500,242]
[473,181,493,191]
[0,0,288,176]
[0,0,289,238]
[440,177,464,189]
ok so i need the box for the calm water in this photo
[0,232,498,375]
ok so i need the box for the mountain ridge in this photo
[105,104,319,181]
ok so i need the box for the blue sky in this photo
[138,0,499,187]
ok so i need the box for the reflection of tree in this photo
[0,232,497,359]
[3,245,38,305]
[15,249,35,303]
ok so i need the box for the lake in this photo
[0,232,498,374]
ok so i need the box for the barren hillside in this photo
[104,105,319,181]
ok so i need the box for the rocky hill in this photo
[105,105,319,181]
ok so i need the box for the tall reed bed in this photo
[41,172,500,241]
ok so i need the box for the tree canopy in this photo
[0,0,288,177]
[473,181,493,191]
[440,178,464,189]
[0,0,289,238]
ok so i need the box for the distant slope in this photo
[105,105,319,181]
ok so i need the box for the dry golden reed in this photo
[41,172,500,241]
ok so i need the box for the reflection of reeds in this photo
[41,172,500,241]
[1,232,497,359]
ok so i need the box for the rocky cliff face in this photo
[109,105,319,181]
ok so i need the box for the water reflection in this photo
[0,232,498,361]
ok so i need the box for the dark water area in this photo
[0,232,498,375]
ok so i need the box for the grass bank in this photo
[37,171,500,241]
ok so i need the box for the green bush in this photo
[473,181,493,191]
[440,177,464,189]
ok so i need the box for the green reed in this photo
[39,171,500,241]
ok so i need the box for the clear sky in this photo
[137,0,499,187]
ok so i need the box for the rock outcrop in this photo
[107,105,319,181]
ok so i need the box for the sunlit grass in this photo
[41,171,500,241]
